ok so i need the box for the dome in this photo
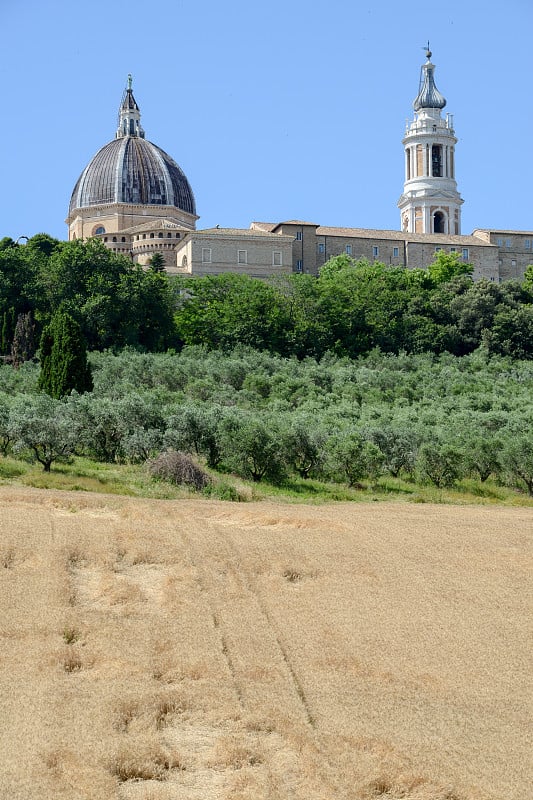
[69,78,196,216]
[69,137,196,215]
[413,49,446,112]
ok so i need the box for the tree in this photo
[501,435,533,495]
[282,416,328,478]
[220,413,286,483]
[9,394,79,471]
[328,431,384,487]
[417,441,464,487]
[427,250,474,284]
[148,252,166,272]
[38,310,93,398]
[11,311,36,367]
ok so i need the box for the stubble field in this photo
[0,487,531,800]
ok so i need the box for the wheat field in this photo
[0,486,531,800]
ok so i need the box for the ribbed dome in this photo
[69,78,196,216]
[69,137,196,215]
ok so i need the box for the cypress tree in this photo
[38,311,93,398]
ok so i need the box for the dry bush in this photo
[1,546,16,569]
[59,645,84,673]
[110,738,184,782]
[210,733,264,770]
[147,449,210,490]
[114,698,142,733]
[62,624,81,644]
[154,694,189,729]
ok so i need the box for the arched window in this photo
[182,255,188,268]
[93,225,105,235]
[112,236,117,242]
[122,237,126,242]
[433,211,445,234]
[150,233,155,239]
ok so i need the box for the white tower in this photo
[398,48,463,235]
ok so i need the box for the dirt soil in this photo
[0,487,531,800]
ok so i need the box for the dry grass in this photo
[0,485,531,799]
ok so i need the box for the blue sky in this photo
[1,0,532,241]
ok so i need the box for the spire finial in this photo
[127,73,132,91]
[424,41,432,60]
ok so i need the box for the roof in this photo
[413,52,446,111]
[189,227,294,241]
[69,137,196,216]
[315,226,496,247]
[120,218,191,234]
[472,228,533,236]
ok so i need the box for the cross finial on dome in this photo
[127,73,132,91]
[424,41,432,60]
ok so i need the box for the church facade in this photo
[67,58,532,283]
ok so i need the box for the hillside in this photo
[1,488,531,799]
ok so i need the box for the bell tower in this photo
[398,47,463,235]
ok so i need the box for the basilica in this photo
[67,53,532,283]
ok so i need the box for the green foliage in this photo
[0,307,532,502]
[148,252,166,272]
[427,250,474,284]
[38,310,93,398]
[328,431,384,487]
[417,441,465,487]
[501,435,533,495]
[219,413,287,483]
[8,394,79,471]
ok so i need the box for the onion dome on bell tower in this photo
[398,47,463,235]
[67,76,198,241]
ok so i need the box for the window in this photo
[318,243,325,254]
[505,239,511,248]
[497,238,503,246]
[150,233,155,239]
[431,144,443,177]
[393,247,399,258]
[295,231,303,241]
[450,247,456,252]
[121,237,126,243]
[511,260,517,268]
[158,233,163,238]
[525,239,531,249]
[202,248,212,263]
[94,226,105,235]
[345,245,352,255]
[237,249,247,264]
[435,246,442,252]
[462,248,469,260]
[167,233,172,238]
[295,259,303,272]
[142,234,146,239]
[372,246,379,257]
[273,251,282,266]
[112,236,117,242]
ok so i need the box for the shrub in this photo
[147,449,210,490]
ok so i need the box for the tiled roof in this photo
[120,218,190,234]
[316,226,496,247]
[472,228,533,236]
[195,227,292,240]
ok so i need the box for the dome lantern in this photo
[116,74,145,139]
